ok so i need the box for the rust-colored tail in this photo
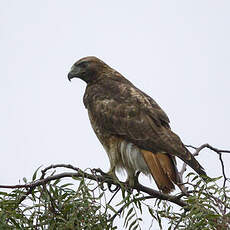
[141,150,179,193]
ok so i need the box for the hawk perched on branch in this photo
[68,56,206,193]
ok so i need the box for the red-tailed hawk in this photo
[68,56,206,193]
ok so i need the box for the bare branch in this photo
[0,143,229,214]
[0,164,187,209]
[181,143,230,181]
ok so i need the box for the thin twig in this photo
[0,165,187,209]
[182,143,230,181]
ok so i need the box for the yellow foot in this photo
[93,168,119,181]
[92,168,120,191]
[126,171,141,188]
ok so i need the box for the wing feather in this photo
[84,79,206,176]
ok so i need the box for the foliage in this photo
[0,164,229,229]
[0,173,115,229]
[148,174,230,230]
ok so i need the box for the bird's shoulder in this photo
[84,74,145,106]
[83,73,170,128]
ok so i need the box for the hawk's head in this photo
[68,56,108,84]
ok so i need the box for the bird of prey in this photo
[68,56,206,193]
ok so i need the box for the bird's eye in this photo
[77,62,87,68]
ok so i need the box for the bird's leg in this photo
[177,183,189,196]
[126,169,141,188]
[105,166,122,192]
[92,167,120,192]
[176,173,189,196]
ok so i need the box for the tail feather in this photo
[141,150,177,193]
[165,130,207,177]
[178,148,207,177]
[156,153,178,183]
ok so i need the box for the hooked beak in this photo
[68,72,74,82]
[67,65,81,81]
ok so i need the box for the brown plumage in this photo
[68,56,206,193]
[141,150,178,193]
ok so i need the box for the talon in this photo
[92,168,107,176]
[126,171,141,188]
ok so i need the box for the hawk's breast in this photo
[88,109,149,174]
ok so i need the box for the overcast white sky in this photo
[1,1,230,228]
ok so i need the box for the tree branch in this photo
[0,165,187,209]
[0,143,229,213]
[182,143,230,183]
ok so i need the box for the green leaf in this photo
[53,179,61,186]
[133,224,139,230]
[191,175,199,182]
[128,219,137,230]
[116,195,130,207]
[60,183,73,188]
[148,207,156,219]
[106,204,117,214]
[124,207,134,227]
[126,213,135,228]
[32,166,42,181]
